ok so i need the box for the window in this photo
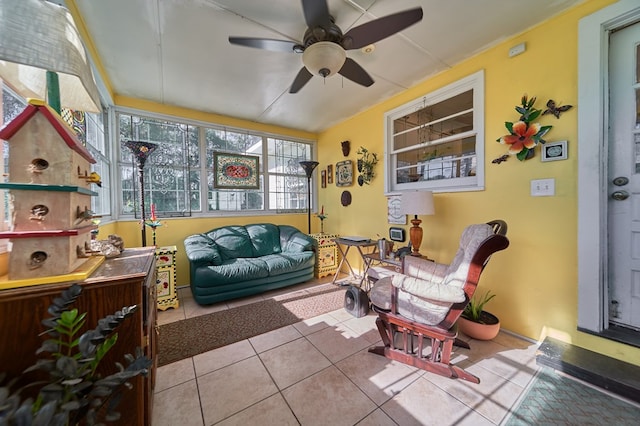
[117,111,315,217]
[384,70,485,193]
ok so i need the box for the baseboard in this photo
[536,336,640,404]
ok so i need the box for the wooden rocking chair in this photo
[368,220,509,384]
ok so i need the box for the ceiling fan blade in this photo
[229,37,299,53]
[301,0,331,29]
[289,67,314,93]
[342,7,423,50]
[338,58,374,87]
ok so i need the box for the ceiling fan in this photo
[229,0,423,93]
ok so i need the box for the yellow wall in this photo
[93,0,638,364]
[318,0,640,365]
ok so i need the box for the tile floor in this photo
[150,279,626,425]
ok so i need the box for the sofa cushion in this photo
[199,258,269,286]
[260,253,314,276]
[207,225,254,260]
[184,234,223,266]
[246,224,281,256]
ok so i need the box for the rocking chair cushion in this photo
[391,274,465,303]
[370,277,454,325]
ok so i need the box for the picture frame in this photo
[389,227,406,242]
[327,164,334,184]
[213,152,260,189]
[335,160,353,187]
[321,170,327,188]
[541,140,568,162]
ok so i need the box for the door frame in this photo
[577,0,640,335]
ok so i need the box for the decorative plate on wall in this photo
[341,190,352,206]
[335,160,353,187]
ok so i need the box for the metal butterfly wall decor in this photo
[542,99,573,119]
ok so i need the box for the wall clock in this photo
[335,160,353,187]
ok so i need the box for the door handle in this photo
[611,190,630,201]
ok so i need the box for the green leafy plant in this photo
[0,284,151,425]
[462,290,496,324]
[356,146,379,185]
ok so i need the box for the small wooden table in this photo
[331,237,377,287]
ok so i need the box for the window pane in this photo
[119,114,195,216]
[385,71,483,192]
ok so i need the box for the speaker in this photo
[344,285,369,318]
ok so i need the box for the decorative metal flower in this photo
[496,95,552,162]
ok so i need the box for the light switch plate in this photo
[531,178,555,196]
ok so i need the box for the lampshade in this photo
[302,42,346,78]
[400,191,435,216]
[124,140,158,168]
[299,160,319,178]
[0,0,102,112]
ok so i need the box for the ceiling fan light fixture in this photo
[302,41,346,78]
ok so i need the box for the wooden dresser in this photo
[0,247,157,426]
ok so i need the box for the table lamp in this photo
[401,191,435,257]
[0,0,101,113]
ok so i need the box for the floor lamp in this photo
[299,161,319,234]
[124,141,158,247]
[401,191,435,257]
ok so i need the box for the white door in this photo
[608,21,640,329]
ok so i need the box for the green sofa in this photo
[184,223,316,305]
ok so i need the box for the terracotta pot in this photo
[457,311,500,340]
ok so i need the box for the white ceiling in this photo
[72,0,583,133]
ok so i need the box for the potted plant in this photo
[457,290,500,340]
[0,284,151,425]
[356,146,379,186]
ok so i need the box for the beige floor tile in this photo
[216,393,299,426]
[424,362,524,424]
[336,348,422,406]
[156,305,186,325]
[152,380,203,426]
[283,366,377,426]
[249,324,303,353]
[293,312,339,335]
[259,337,332,389]
[356,408,397,426]
[193,339,255,377]
[197,356,279,425]
[306,322,375,363]
[381,376,493,426]
[155,358,195,393]
[328,306,356,322]
[340,314,383,344]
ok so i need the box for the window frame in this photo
[383,70,485,194]
[114,107,317,219]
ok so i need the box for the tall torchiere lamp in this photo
[401,191,435,257]
[299,161,319,234]
[124,141,158,247]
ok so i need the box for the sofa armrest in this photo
[184,234,223,266]
[391,274,465,303]
[279,226,315,253]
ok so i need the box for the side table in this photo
[332,237,377,286]
[156,245,179,310]
[309,233,340,278]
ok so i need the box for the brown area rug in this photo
[157,287,346,366]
